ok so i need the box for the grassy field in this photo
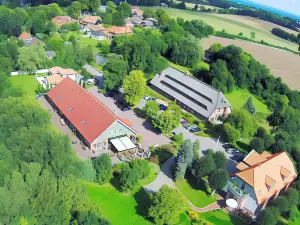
[200,210,246,225]
[202,36,300,91]
[225,89,271,130]
[142,7,299,51]
[87,183,152,225]
[175,179,216,208]
[10,75,39,97]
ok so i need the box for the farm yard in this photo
[142,7,299,51]
[202,36,300,90]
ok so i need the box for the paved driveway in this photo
[173,126,238,174]
[88,87,170,150]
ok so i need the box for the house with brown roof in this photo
[52,16,77,29]
[46,78,137,153]
[225,150,297,217]
[80,16,102,25]
[105,26,133,36]
[132,6,143,17]
[18,31,45,46]
[49,66,80,77]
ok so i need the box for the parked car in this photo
[230,154,244,163]
[144,95,151,100]
[225,147,240,154]
[181,120,188,125]
[223,143,234,150]
[120,105,131,111]
[184,125,197,131]
[190,127,201,133]
[159,104,168,111]
[87,78,94,85]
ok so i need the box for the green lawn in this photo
[10,75,39,97]
[225,89,271,131]
[141,7,298,51]
[86,183,152,225]
[79,36,101,48]
[199,210,246,225]
[175,179,216,208]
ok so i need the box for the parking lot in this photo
[88,87,170,150]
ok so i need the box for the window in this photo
[119,129,123,133]
[241,182,246,190]
[93,144,97,149]
[68,107,73,111]
[82,120,86,124]
[97,143,102,148]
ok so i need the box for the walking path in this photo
[143,156,224,212]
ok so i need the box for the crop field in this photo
[142,7,299,51]
[202,36,300,90]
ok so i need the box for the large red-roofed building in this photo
[46,78,137,153]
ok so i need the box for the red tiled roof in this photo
[52,16,77,29]
[18,31,32,40]
[47,78,136,143]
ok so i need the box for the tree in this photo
[174,139,194,180]
[272,196,289,213]
[193,140,200,158]
[152,110,181,134]
[225,109,256,139]
[148,185,187,225]
[118,2,132,18]
[119,165,139,192]
[123,70,146,106]
[250,31,256,39]
[106,1,116,13]
[193,4,199,11]
[93,154,112,184]
[256,127,267,138]
[208,43,224,53]
[17,45,48,74]
[250,137,265,153]
[214,151,227,169]
[257,206,280,225]
[287,188,299,206]
[100,41,111,54]
[0,73,12,96]
[238,32,243,36]
[208,169,228,194]
[223,122,241,143]
[68,1,82,19]
[263,134,275,149]
[243,97,256,114]
[103,58,128,91]
[143,8,155,19]
[130,159,151,180]
[143,100,159,118]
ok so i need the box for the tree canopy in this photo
[123,70,146,106]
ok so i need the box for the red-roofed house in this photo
[18,31,45,46]
[132,6,143,17]
[52,16,77,29]
[106,26,133,36]
[225,150,297,217]
[46,78,137,153]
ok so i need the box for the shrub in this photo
[150,157,159,165]
[188,211,200,221]
[137,135,142,144]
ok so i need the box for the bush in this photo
[150,156,159,165]
[152,144,175,164]
[188,211,200,221]
[119,164,139,192]
[129,159,151,179]
[137,135,142,144]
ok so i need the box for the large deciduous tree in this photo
[214,151,227,169]
[93,154,112,184]
[143,100,159,118]
[17,45,48,74]
[208,169,228,194]
[103,58,128,91]
[123,70,146,106]
[148,185,187,225]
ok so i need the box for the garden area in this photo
[10,75,39,97]
[175,179,216,208]
[225,89,271,131]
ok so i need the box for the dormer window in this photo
[265,176,276,192]
[280,166,291,182]
[69,107,73,111]
[82,121,86,124]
